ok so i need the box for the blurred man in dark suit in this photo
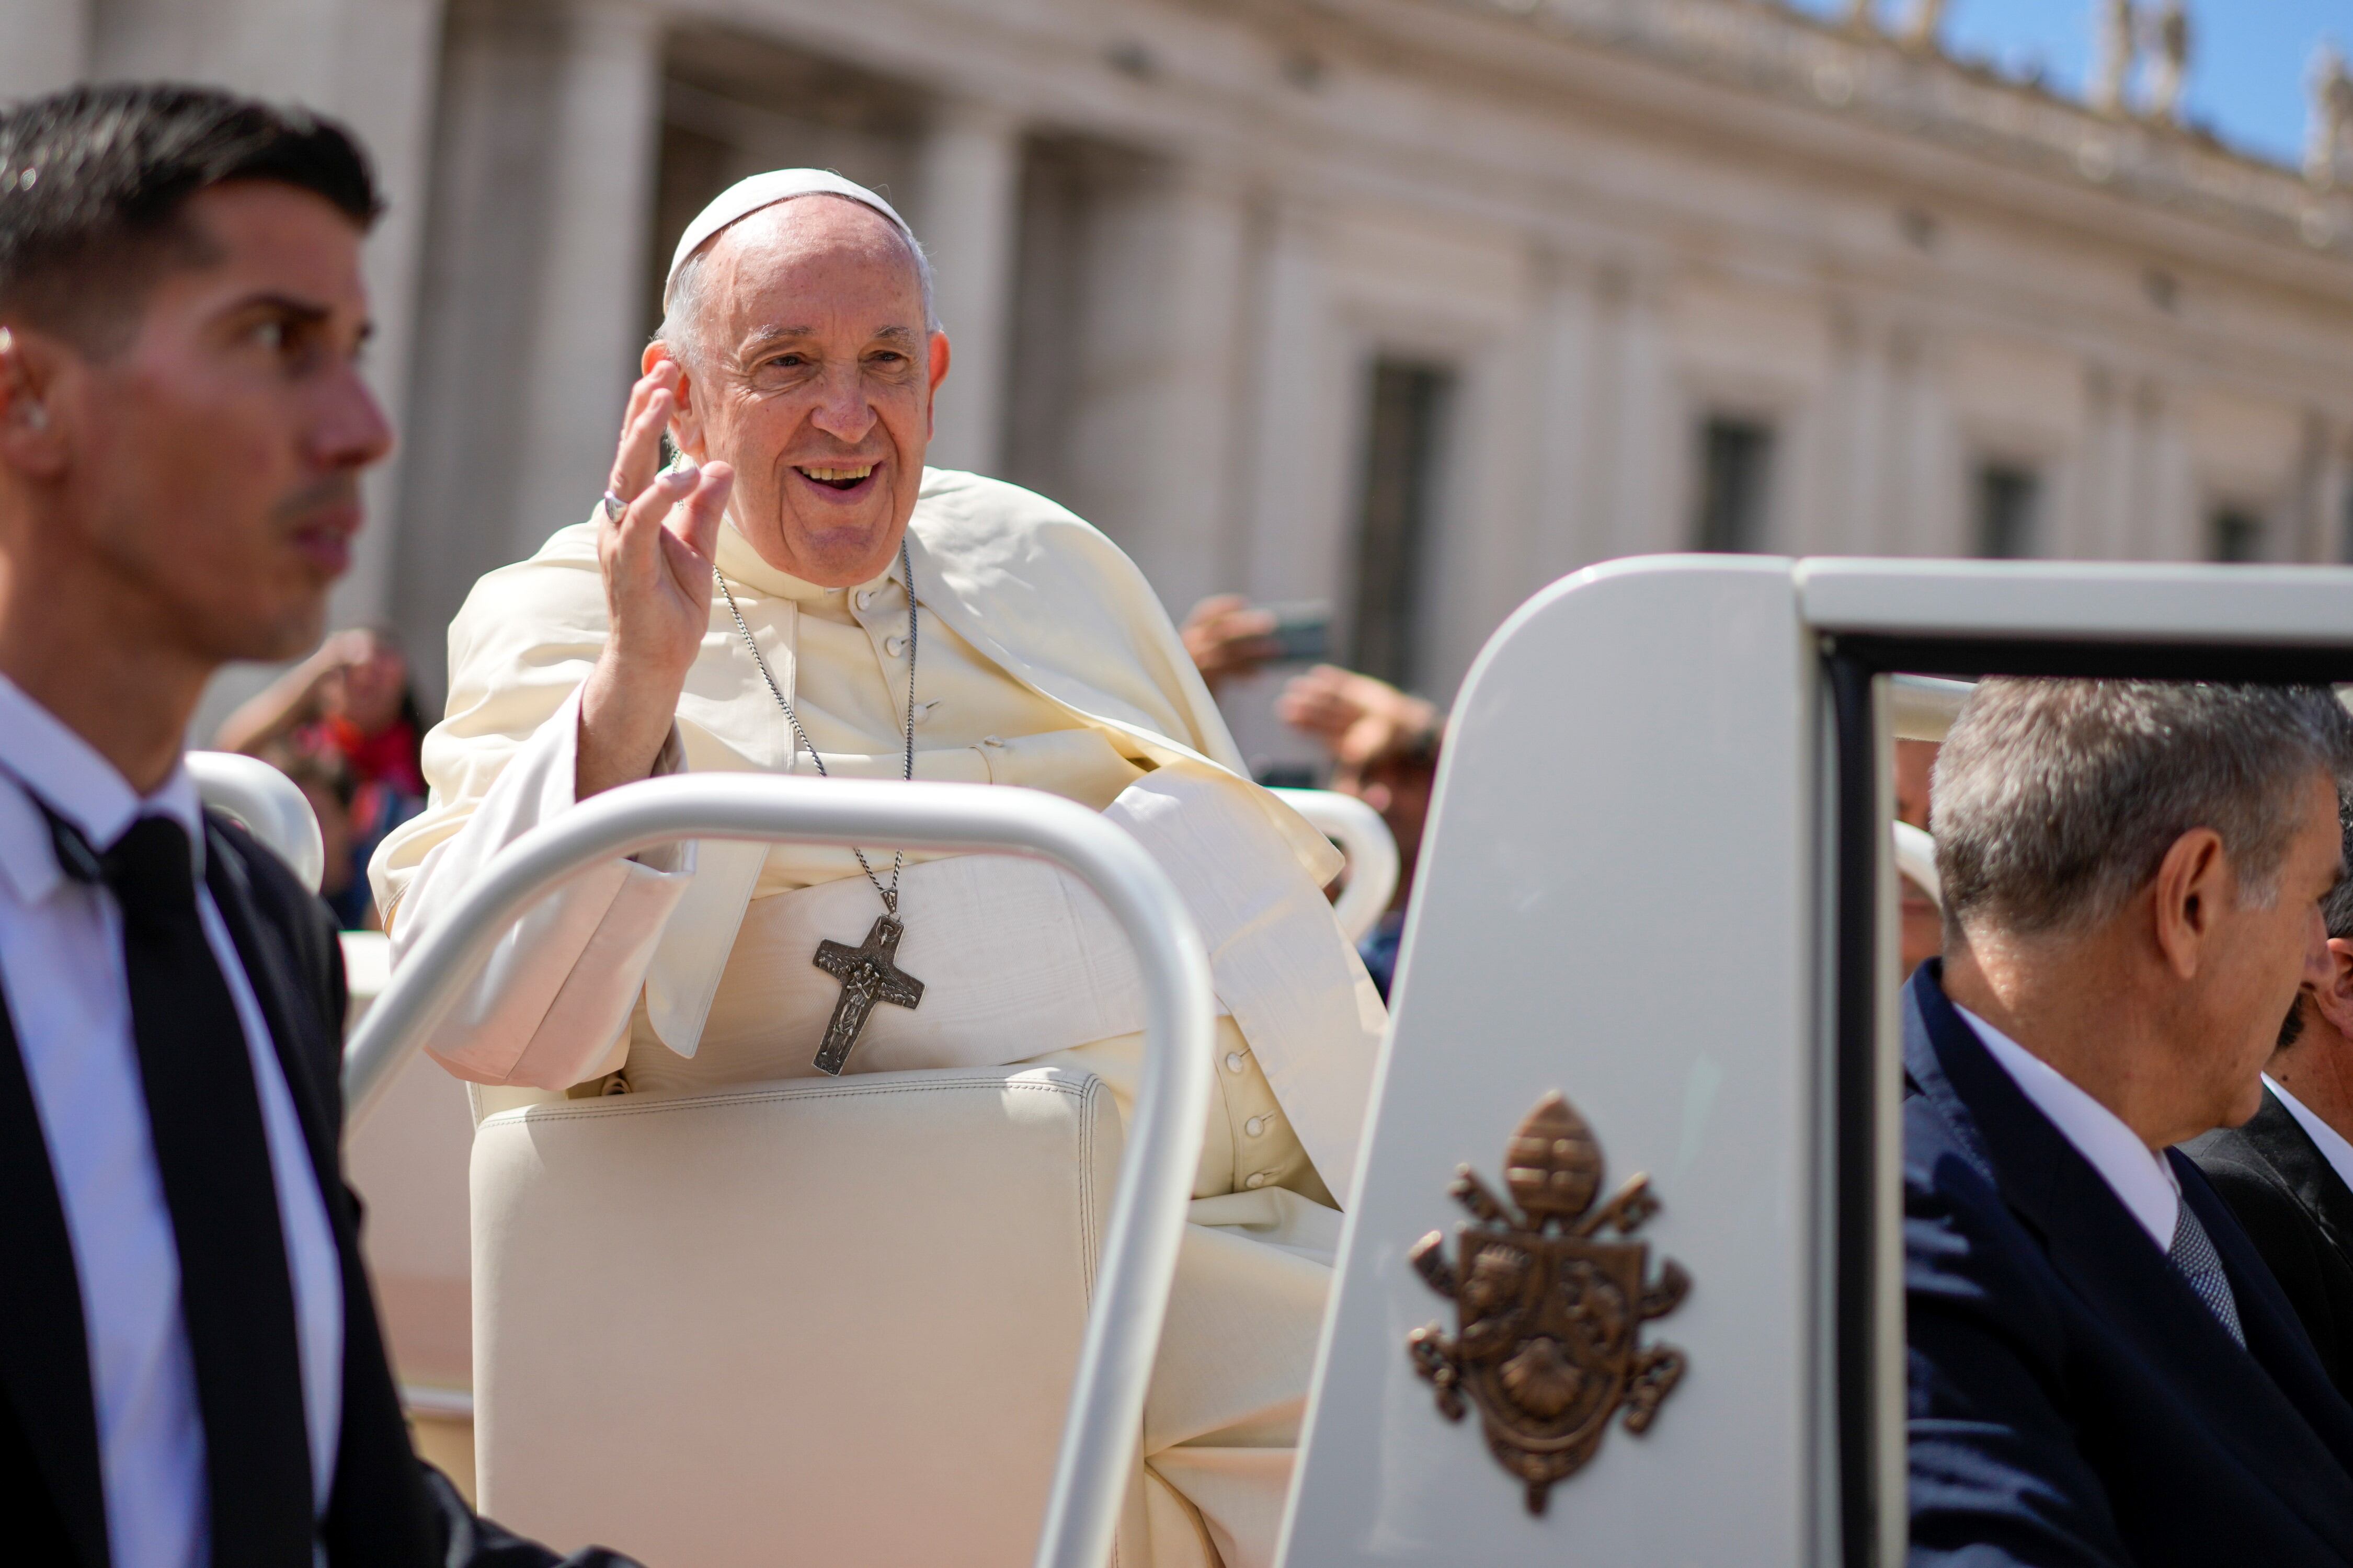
[2189,797,2353,1402]
[1904,679,2353,1568]
[0,83,637,1567]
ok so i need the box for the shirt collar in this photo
[1956,1002,2183,1252]
[2263,1074,2353,1200]
[713,522,895,605]
[0,670,202,906]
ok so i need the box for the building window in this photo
[1974,464,2040,558]
[2210,507,2266,563]
[1348,359,1454,688]
[1693,417,1773,553]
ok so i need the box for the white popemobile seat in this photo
[341,774,1220,1568]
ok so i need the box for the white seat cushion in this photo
[471,1066,1126,1566]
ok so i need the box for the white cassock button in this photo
[1244,1172,1269,1189]
[884,634,906,658]
[981,734,1006,749]
[1224,1051,1246,1075]
[855,589,874,611]
[1244,1116,1267,1138]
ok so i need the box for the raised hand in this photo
[576,361,735,798]
[1277,664,1443,770]
[1180,594,1280,695]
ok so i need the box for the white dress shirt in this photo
[2265,1072,2353,1199]
[1956,1002,2182,1252]
[0,674,342,1568]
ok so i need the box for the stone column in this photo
[2292,409,2350,562]
[1058,163,1253,616]
[390,0,661,699]
[1528,250,1598,582]
[0,0,89,98]
[1596,265,1669,557]
[323,0,448,635]
[2324,424,2353,563]
[506,0,664,565]
[913,101,1022,477]
[1831,307,1891,556]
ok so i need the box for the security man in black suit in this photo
[1905,679,2353,1566]
[0,84,638,1567]
[2190,799,2353,1403]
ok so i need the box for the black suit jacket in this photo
[0,812,634,1567]
[2187,1086,2353,1405]
[1903,960,2353,1566]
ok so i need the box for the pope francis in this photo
[371,170,1386,1567]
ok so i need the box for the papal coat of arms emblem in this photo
[1407,1090,1690,1514]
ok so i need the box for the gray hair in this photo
[653,193,939,374]
[1933,678,2353,938]
[2325,795,2353,940]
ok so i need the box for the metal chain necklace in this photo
[715,536,926,1075]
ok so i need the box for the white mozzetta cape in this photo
[372,469,1384,1195]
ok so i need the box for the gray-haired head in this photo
[2323,794,2353,941]
[1934,678,2353,940]
[653,169,937,373]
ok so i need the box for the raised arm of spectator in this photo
[213,626,374,755]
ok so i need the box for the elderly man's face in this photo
[665,197,949,588]
[2189,770,2345,1129]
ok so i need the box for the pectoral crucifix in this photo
[810,915,926,1075]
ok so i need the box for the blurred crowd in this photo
[1180,596,1446,999]
[1182,594,1946,995]
[216,627,427,929]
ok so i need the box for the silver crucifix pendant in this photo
[810,914,926,1075]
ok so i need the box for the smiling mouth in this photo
[795,462,878,492]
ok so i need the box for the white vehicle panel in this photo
[1284,557,1821,1565]
[1799,558,2353,643]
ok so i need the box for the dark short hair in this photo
[0,82,380,352]
[1934,678,2353,938]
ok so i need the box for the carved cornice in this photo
[1433,0,2349,257]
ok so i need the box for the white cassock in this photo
[371,467,1388,1568]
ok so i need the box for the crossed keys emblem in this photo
[1407,1091,1690,1514]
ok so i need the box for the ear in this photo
[646,340,705,462]
[2151,826,2228,979]
[2314,936,2353,1039]
[0,325,70,482]
[925,330,952,441]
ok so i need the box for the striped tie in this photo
[2168,1199,2245,1347]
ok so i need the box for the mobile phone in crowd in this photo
[1261,600,1331,663]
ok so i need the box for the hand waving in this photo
[577,361,735,798]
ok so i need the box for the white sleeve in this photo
[386,685,694,1089]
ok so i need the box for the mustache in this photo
[271,472,363,523]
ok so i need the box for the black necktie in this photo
[50,810,314,1566]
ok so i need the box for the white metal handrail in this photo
[338,773,1214,1568]
[1888,674,1971,742]
[188,750,327,893]
[1273,787,1401,942]
[1892,820,1940,908]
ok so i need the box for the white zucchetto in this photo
[664,168,918,306]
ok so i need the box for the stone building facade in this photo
[9,0,2353,758]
